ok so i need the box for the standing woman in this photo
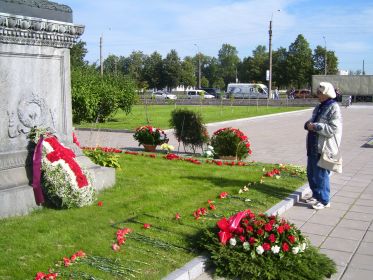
[304,82,342,210]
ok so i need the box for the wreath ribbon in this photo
[32,135,45,205]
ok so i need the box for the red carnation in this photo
[282,242,289,252]
[264,223,273,232]
[268,233,276,243]
[249,237,256,245]
[262,243,271,251]
[288,235,296,243]
[277,225,284,234]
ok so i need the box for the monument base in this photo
[0,155,115,218]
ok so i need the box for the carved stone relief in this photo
[7,92,56,138]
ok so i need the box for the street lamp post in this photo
[268,10,280,99]
[194,44,201,89]
[323,36,327,75]
[100,34,103,77]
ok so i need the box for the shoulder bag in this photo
[317,135,342,173]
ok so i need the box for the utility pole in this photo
[363,60,365,75]
[323,36,327,75]
[100,34,103,77]
[194,44,201,88]
[268,10,280,99]
[268,20,273,99]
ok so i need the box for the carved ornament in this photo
[0,12,84,48]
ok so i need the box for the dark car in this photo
[293,89,316,99]
[200,88,222,98]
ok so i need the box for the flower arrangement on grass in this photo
[133,126,169,146]
[201,209,336,279]
[210,127,252,160]
[30,128,95,208]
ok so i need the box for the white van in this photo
[227,83,269,99]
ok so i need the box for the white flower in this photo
[245,198,252,202]
[243,186,249,192]
[238,189,243,194]
[229,238,237,246]
[292,246,300,254]
[205,150,213,157]
[243,242,250,251]
[301,242,307,251]
[207,145,214,150]
[256,245,264,255]
[271,245,280,254]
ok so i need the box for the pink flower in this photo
[112,243,120,251]
[219,192,228,199]
[63,257,71,267]
[35,272,45,280]
[175,213,181,220]
[143,223,151,229]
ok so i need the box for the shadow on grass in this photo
[182,175,294,200]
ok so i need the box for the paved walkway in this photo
[76,105,373,280]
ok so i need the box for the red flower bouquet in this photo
[210,128,252,160]
[133,126,169,146]
[216,209,308,257]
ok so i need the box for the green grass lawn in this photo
[0,153,306,279]
[75,105,308,131]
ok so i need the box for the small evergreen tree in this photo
[169,109,208,153]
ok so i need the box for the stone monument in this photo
[0,0,115,217]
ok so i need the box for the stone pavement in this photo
[76,105,373,280]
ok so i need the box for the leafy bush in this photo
[169,109,209,153]
[210,127,252,160]
[200,210,336,280]
[133,126,169,146]
[71,66,137,123]
[83,149,121,168]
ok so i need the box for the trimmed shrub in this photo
[169,109,208,153]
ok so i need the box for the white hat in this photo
[317,82,336,99]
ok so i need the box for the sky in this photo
[62,0,373,74]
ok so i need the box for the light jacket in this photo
[307,102,342,156]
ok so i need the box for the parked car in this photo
[200,88,222,98]
[187,90,215,99]
[152,91,177,100]
[293,89,316,99]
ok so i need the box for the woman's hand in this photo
[306,122,316,131]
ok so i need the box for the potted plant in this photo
[210,127,252,160]
[133,126,169,152]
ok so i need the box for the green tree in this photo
[120,51,147,87]
[313,46,339,75]
[212,77,226,90]
[142,51,164,90]
[70,40,88,69]
[180,57,196,90]
[201,76,209,88]
[218,43,240,85]
[286,34,313,88]
[246,45,268,83]
[163,49,182,90]
[272,47,289,88]
[103,54,120,74]
[71,67,137,123]
[204,57,223,88]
